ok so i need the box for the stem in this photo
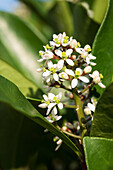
[72,89,87,139]
[62,130,81,139]
[63,104,76,109]
[80,82,93,94]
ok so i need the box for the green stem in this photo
[72,89,87,139]
[64,104,76,109]
[62,130,81,139]
[80,82,93,94]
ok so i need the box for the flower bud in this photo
[84,107,91,115]
[81,51,88,59]
[84,44,91,52]
[84,66,92,74]
[93,76,100,84]
[70,39,77,48]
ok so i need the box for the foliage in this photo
[0,0,113,169]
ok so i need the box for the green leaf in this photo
[83,137,113,170]
[92,0,112,94]
[73,3,99,46]
[0,11,47,88]
[0,75,81,158]
[0,59,39,97]
[90,83,113,138]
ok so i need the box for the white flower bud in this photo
[84,107,91,115]
[84,44,91,51]
[70,39,77,48]
[81,51,88,59]
[84,66,92,74]
[93,76,100,84]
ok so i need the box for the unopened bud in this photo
[81,51,88,59]
[84,45,91,52]
[72,55,76,59]
[84,66,92,74]
[70,39,77,48]
[93,76,100,84]
[84,107,91,115]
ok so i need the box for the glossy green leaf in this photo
[73,3,99,46]
[0,60,39,96]
[83,137,113,170]
[92,0,112,94]
[0,75,81,158]
[0,11,47,88]
[90,83,113,138]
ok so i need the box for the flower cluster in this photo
[37,32,106,150]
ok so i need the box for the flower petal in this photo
[79,76,89,83]
[66,59,74,66]
[71,79,78,88]
[55,49,62,57]
[42,70,51,77]
[98,82,106,88]
[48,60,53,69]
[58,103,63,109]
[38,103,48,108]
[65,69,75,77]
[48,103,56,109]
[66,49,73,56]
[88,103,95,112]
[52,106,58,115]
[57,60,64,70]
[48,93,55,100]
[43,94,48,101]
[53,73,59,81]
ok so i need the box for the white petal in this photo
[52,106,58,115]
[36,68,42,72]
[55,115,62,121]
[56,92,62,100]
[88,54,96,60]
[71,79,78,88]
[48,103,56,109]
[38,103,48,108]
[66,59,74,66]
[48,60,53,69]
[55,50,62,57]
[37,58,44,62]
[42,70,51,77]
[46,77,50,83]
[65,69,75,76]
[53,73,59,81]
[46,108,51,115]
[43,94,48,101]
[50,41,55,46]
[88,103,95,112]
[48,93,55,100]
[98,82,106,88]
[57,60,64,70]
[66,49,73,56]
[79,76,89,83]
[76,48,84,54]
[90,62,96,66]
[58,103,63,109]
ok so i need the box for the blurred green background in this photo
[0,0,108,169]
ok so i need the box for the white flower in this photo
[84,97,97,115]
[89,70,106,88]
[45,107,62,123]
[42,60,63,82]
[53,136,62,151]
[37,50,54,62]
[38,92,63,115]
[65,68,89,88]
[55,49,74,66]
[86,54,96,66]
[70,38,77,48]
